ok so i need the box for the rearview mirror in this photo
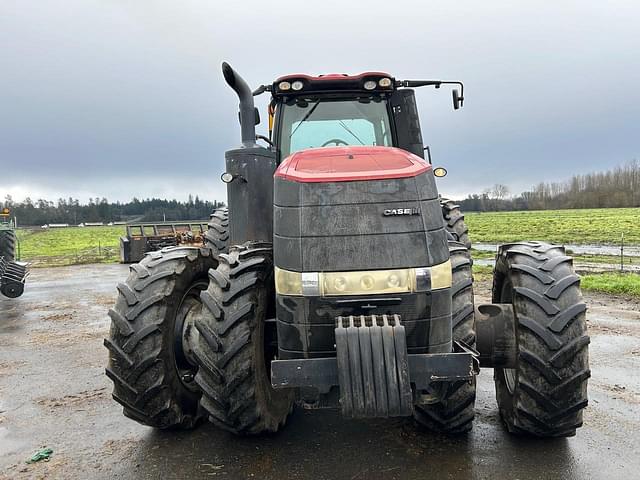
[452,89,463,110]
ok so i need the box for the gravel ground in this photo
[1,263,639,479]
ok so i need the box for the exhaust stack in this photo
[222,62,257,148]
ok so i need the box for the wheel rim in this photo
[503,368,517,394]
[174,279,208,392]
[500,277,518,394]
[417,382,447,405]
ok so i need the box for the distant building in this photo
[42,223,70,229]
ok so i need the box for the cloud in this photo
[0,0,638,202]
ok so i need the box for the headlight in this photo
[291,80,304,91]
[378,77,392,88]
[322,269,412,296]
[430,260,452,290]
[363,80,377,90]
[274,267,302,295]
[278,81,291,91]
[275,261,452,296]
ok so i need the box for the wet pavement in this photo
[1,264,639,479]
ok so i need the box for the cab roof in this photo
[272,72,396,97]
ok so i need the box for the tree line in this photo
[459,160,640,212]
[2,160,638,223]
[0,195,225,226]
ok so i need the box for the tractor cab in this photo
[267,72,462,162]
[0,207,12,226]
[271,73,403,161]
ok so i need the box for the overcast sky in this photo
[0,1,638,203]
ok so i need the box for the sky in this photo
[0,0,638,203]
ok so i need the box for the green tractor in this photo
[0,207,28,298]
[105,63,589,437]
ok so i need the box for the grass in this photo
[472,264,494,283]
[465,207,640,245]
[580,273,640,297]
[474,263,640,297]
[16,226,123,267]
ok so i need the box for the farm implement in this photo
[120,221,212,263]
[0,208,29,298]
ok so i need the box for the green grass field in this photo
[580,273,640,297]
[465,207,640,245]
[17,226,123,267]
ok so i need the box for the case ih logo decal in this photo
[383,208,421,216]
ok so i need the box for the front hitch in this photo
[271,314,479,419]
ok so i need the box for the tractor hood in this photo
[273,145,448,273]
[275,146,430,183]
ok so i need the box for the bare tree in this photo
[491,184,510,201]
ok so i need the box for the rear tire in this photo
[441,198,471,250]
[492,242,590,437]
[193,243,294,434]
[413,241,476,433]
[0,230,16,261]
[105,247,217,428]
[204,208,229,253]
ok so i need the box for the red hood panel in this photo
[275,146,430,183]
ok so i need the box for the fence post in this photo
[620,233,624,273]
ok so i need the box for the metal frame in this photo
[271,314,480,419]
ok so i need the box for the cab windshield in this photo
[277,98,393,159]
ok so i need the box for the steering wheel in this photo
[321,138,349,147]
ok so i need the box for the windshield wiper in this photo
[290,100,322,138]
[338,121,365,145]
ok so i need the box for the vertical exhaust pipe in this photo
[222,62,257,148]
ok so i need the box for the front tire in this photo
[105,247,217,428]
[492,242,590,437]
[193,243,294,434]
[413,241,476,433]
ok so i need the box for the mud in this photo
[1,264,639,479]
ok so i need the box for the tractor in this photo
[0,207,29,298]
[105,63,589,437]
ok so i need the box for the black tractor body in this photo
[272,153,452,361]
[219,68,477,417]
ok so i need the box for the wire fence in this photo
[28,244,118,267]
